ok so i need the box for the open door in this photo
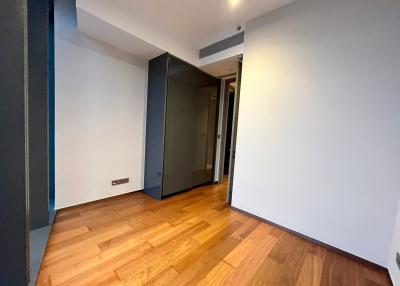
[226,59,242,204]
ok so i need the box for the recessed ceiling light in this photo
[228,0,240,9]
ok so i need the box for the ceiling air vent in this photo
[199,31,245,59]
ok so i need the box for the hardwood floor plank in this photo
[248,257,284,286]
[46,256,102,285]
[192,218,241,245]
[168,208,218,226]
[148,219,207,247]
[41,244,101,268]
[143,266,180,286]
[98,222,172,255]
[42,246,101,276]
[54,242,151,285]
[197,261,235,286]
[224,223,272,268]
[48,226,90,245]
[320,251,363,286]
[154,238,200,265]
[231,217,261,241]
[361,263,393,286]
[44,224,133,260]
[151,222,210,263]
[114,249,170,284]
[296,253,324,286]
[170,236,240,285]
[222,231,278,285]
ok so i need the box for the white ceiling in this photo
[84,0,295,48]
[77,8,164,60]
[200,55,241,77]
[76,0,295,64]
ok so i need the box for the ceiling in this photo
[81,0,295,48]
[200,55,241,77]
[77,8,164,60]
[76,0,295,66]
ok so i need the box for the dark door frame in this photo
[226,59,242,204]
[215,77,236,184]
[213,57,243,204]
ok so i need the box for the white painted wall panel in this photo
[55,0,147,209]
[233,0,400,266]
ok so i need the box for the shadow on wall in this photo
[56,0,146,68]
[55,0,148,209]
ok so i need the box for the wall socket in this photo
[112,178,129,186]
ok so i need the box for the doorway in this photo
[202,56,242,204]
[223,84,236,176]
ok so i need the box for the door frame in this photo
[212,58,243,204]
[214,77,237,184]
[226,59,242,204]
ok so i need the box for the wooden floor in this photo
[37,179,391,286]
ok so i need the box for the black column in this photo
[0,0,29,284]
[144,54,168,200]
[28,0,50,230]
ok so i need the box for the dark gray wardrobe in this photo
[144,53,219,200]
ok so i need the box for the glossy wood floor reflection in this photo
[37,179,391,286]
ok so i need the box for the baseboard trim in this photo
[57,190,142,212]
[388,270,396,286]
[231,206,393,283]
[389,275,395,286]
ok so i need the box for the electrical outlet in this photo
[112,178,129,186]
[396,252,400,270]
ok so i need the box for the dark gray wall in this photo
[28,0,50,230]
[0,0,29,284]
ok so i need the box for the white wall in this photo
[76,0,198,65]
[55,0,148,209]
[389,201,400,285]
[233,0,400,266]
